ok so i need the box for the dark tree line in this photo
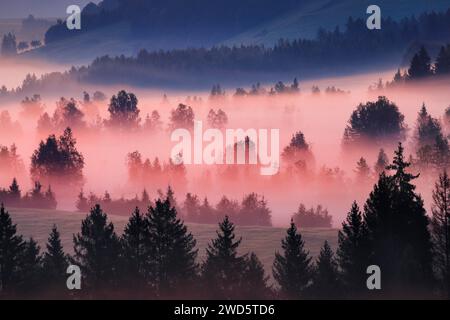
[2,143,450,299]
[0,179,56,210]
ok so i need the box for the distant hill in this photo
[28,0,450,64]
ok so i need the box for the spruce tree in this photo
[147,198,198,297]
[312,241,340,299]
[242,252,271,299]
[202,216,246,299]
[18,238,42,293]
[431,170,450,298]
[0,204,24,294]
[121,207,151,291]
[272,220,312,299]
[354,157,371,184]
[337,201,368,295]
[365,143,433,295]
[435,45,450,76]
[72,204,121,292]
[42,225,68,286]
[408,46,432,79]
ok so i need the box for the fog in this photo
[1,58,449,227]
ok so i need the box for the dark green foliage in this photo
[272,220,312,299]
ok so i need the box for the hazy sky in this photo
[0,0,100,19]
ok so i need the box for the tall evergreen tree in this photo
[0,204,24,294]
[337,201,369,295]
[435,45,450,76]
[431,170,450,298]
[354,157,371,184]
[147,198,198,297]
[272,220,312,299]
[365,143,434,296]
[18,238,42,293]
[202,216,246,299]
[42,225,69,286]
[121,207,151,292]
[311,241,340,299]
[408,46,432,79]
[241,252,272,299]
[72,205,121,292]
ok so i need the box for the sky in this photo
[0,0,100,19]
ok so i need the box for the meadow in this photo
[8,207,339,278]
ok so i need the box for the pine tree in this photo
[72,204,121,292]
[42,225,68,285]
[431,170,450,298]
[241,252,271,299]
[18,238,42,293]
[121,207,151,292]
[365,143,434,295]
[337,202,368,296]
[272,220,312,298]
[0,204,24,294]
[312,241,340,299]
[8,178,21,204]
[147,198,198,297]
[435,45,450,76]
[408,46,432,79]
[202,216,246,299]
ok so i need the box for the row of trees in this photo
[391,44,450,83]
[1,33,42,57]
[0,179,56,210]
[1,144,450,298]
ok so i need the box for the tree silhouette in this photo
[72,205,121,292]
[435,45,450,75]
[202,216,246,299]
[272,220,312,299]
[42,225,69,287]
[241,252,272,299]
[0,204,25,294]
[431,170,450,298]
[147,198,198,297]
[365,143,434,295]
[337,201,368,296]
[374,148,389,176]
[1,33,17,56]
[18,238,42,293]
[106,90,141,129]
[408,46,432,79]
[311,241,340,299]
[121,207,151,293]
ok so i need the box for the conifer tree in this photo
[337,201,368,295]
[242,252,271,299]
[354,157,371,184]
[147,198,198,297]
[408,46,432,79]
[431,170,450,298]
[18,238,42,292]
[0,204,24,294]
[312,241,340,299]
[435,45,450,76]
[72,205,121,291]
[365,143,433,295]
[272,220,312,298]
[202,216,246,299]
[42,225,68,285]
[121,207,151,291]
